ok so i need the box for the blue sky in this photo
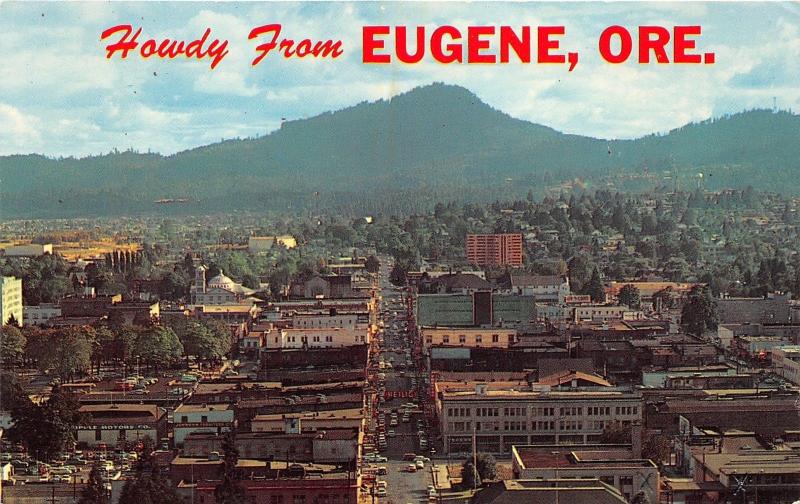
[0,1,798,156]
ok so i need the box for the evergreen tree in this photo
[78,466,109,504]
[9,384,85,461]
[1,325,26,365]
[681,285,718,336]
[5,312,21,328]
[461,453,497,489]
[389,263,407,286]
[215,432,245,504]
[618,284,641,309]
[461,460,481,489]
[118,437,183,504]
[585,268,605,302]
[365,255,381,273]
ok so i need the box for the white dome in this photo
[208,270,235,290]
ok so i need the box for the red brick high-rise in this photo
[466,233,523,266]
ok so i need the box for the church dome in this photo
[208,269,235,290]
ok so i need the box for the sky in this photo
[0,1,798,157]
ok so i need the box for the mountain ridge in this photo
[2,82,799,218]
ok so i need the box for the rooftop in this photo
[252,408,364,422]
[472,479,628,504]
[175,402,233,413]
[698,450,800,476]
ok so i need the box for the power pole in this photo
[472,425,477,492]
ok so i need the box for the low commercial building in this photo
[416,293,536,329]
[511,445,659,503]
[772,345,800,385]
[471,479,628,504]
[645,394,800,438]
[108,300,159,325]
[571,305,646,323]
[60,293,121,318]
[76,404,166,448]
[193,304,259,324]
[183,429,360,464]
[1,243,53,257]
[173,403,235,445]
[23,303,61,326]
[251,409,364,434]
[641,364,738,388]
[717,292,794,325]
[188,470,360,504]
[421,327,517,350]
[693,449,800,502]
[502,274,570,303]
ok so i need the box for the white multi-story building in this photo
[291,313,361,330]
[2,243,53,257]
[0,276,23,326]
[264,328,369,349]
[436,378,642,454]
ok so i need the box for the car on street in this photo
[405,464,417,472]
[415,460,424,469]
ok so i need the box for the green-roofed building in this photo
[416,292,536,329]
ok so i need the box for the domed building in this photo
[191,266,257,305]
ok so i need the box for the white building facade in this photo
[0,276,23,326]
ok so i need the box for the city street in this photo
[367,259,435,504]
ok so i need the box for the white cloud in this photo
[0,1,797,156]
[0,103,42,152]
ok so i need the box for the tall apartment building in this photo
[0,276,23,326]
[436,379,642,454]
[466,233,523,267]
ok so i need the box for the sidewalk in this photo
[430,461,452,491]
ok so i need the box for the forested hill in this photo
[2,83,799,218]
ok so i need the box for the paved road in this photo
[370,261,435,503]
[381,459,433,504]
